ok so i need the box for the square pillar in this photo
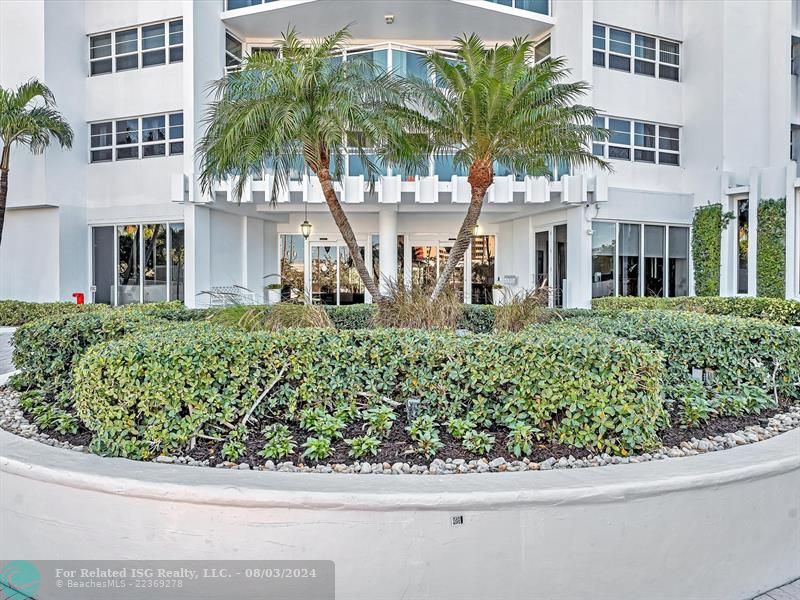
[565,206,593,309]
[183,203,211,308]
[378,206,398,294]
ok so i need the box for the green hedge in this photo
[0,301,108,327]
[72,322,665,458]
[569,310,800,424]
[592,296,800,326]
[10,303,209,433]
[692,204,725,296]
[757,198,786,299]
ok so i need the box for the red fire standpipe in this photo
[72,292,85,305]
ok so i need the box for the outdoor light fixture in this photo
[472,223,480,236]
[300,201,312,239]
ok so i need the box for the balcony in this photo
[221,0,554,41]
[207,153,591,207]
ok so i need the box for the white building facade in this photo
[0,0,798,308]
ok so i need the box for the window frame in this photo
[592,22,681,82]
[89,111,184,164]
[591,219,690,298]
[88,18,183,77]
[593,116,680,166]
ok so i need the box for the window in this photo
[737,198,749,294]
[279,234,305,300]
[90,122,113,163]
[169,113,184,155]
[89,112,183,163]
[90,34,113,75]
[593,23,680,81]
[608,28,631,72]
[534,36,551,64]
[226,32,243,71]
[634,34,656,76]
[593,116,680,165]
[619,223,640,296]
[592,221,689,298]
[591,222,616,298]
[658,40,680,81]
[89,19,182,76]
[141,115,166,157]
[471,235,496,304]
[93,223,184,305]
[115,29,139,71]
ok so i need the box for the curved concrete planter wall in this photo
[1,428,799,600]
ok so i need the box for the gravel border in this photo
[2,386,798,475]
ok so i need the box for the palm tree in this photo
[198,28,417,303]
[0,79,74,248]
[393,35,610,299]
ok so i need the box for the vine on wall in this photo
[756,197,786,299]
[692,204,728,297]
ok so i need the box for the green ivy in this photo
[756,197,786,299]
[692,204,728,296]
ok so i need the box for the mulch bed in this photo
[23,397,790,468]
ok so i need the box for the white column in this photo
[183,203,211,308]
[565,205,592,309]
[378,206,398,295]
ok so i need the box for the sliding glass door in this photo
[310,243,365,305]
[91,222,185,305]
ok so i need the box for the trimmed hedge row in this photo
[568,310,800,425]
[10,303,210,434]
[211,303,498,333]
[72,323,666,458]
[0,301,108,327]
[592,296,800,326]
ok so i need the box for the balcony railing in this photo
[483,0,550,16]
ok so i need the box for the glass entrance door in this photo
[310,243,365,305]
[409,241,464,298]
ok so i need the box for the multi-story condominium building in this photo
[0,0,798,308]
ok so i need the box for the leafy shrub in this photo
[0,300,108,327]
[362,405,396,437]
[592,296,800,326]
[302,436,333,461]
[346,435,381,458]
[462,430,496,455]
[569,310,800,417]
[260,424,296,459]
[458,305,495,333]
[446,416,475,440]
[325,305,376,329]
[506,422,539,457]
[757,198,786,299]
[73,321,666,458]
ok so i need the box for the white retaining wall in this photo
[1,428,799,600]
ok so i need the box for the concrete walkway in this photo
[756,579,800,600]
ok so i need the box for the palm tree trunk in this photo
[431,160,492,300]
[0,146,9,249]
[316,168,383,303]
